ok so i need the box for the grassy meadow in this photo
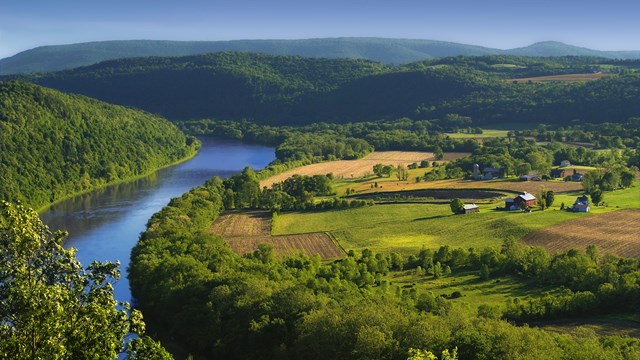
[445,129,510,139]
[273,183,640,256]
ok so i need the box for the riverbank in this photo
[36,143,201,214]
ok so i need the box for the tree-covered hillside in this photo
[0,81,199,209]
[22,52,388,121]
[2,38,639,75]
[9,53,640,126]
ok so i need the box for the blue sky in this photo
[1,0,639,58]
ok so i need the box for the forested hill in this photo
[2,38,639,75]
[0,81,199,210]
[14,53,640,126]
[18,52,390,121]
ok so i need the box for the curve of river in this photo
[40,138,274,303]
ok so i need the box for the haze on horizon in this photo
[2,0,639,59]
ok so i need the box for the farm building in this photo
[519,174,541,181]
[482,167,503,180]
[550,168,570,178]
[514,192,536,209]
[463,204,479,214]
[572,173,584,181]
[572,195,590,212]
[560,160,571,167]
[505,198,518,210]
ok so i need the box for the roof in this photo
[517,193,536,201]
[463,204,479,210]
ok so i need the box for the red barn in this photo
[513,192,536,208]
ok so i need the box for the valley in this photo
[2,47,640,359]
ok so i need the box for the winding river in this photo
[40,138,274,304]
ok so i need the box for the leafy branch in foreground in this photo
[0,201,171,360]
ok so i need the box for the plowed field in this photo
[523,210,640,258]
[210,211,343,259]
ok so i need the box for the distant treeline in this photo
[0,81,198,209]
[178,118,481,163]
[181,119,640,175]
[8,52,639,125]
[129,168,640,360]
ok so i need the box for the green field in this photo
[388,271,552,308]
[273,184,640,255]
[446,129,509,139]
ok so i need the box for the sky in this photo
[2,0,640,59]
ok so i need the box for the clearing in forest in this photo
[209,211,343,259]
[260,151,469,188]
[523,210,640,258]
[508,73,613,83]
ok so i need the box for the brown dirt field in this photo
[351,178,582,196]
[508,73,613,83]
[523,210,640,258]
[224,233,344,259]
[209,211,343,259]
[260,151,470,188]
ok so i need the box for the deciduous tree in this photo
[0,202,170,360]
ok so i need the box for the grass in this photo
[389,271,553,309]
[446,129,509,139]
[274,184,640,256]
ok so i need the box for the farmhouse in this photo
[572,173,584,181]
[560,160,571,167]
[572,195,590,212]
[463,204,479,214]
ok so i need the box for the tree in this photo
[516,163,532,176]
[544,190,555,208]
[590,188,604,206]
[479,264,490,280]
[396,164,408,181]
[450,198,465,214]
[0,202,170,359]
[434,147,444,161]
[581,170,601,194]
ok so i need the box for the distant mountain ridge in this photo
[2,38,639,75]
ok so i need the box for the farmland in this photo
[274,184,640,256]
[508,73,614,83]
[209,211,343,259]
[337,177,584,197]
[523,210,640,258]
[259,151,470,188]
[445,129,510,139]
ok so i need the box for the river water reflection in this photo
[40,138,274,303]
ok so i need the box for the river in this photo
[40,138,274,304]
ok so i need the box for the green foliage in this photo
[0,202,170,359]
[449,198,465,214]
[0,81,198,209]
[590,187,604,206]
[544,190,555,208]
[11,53,639,125]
